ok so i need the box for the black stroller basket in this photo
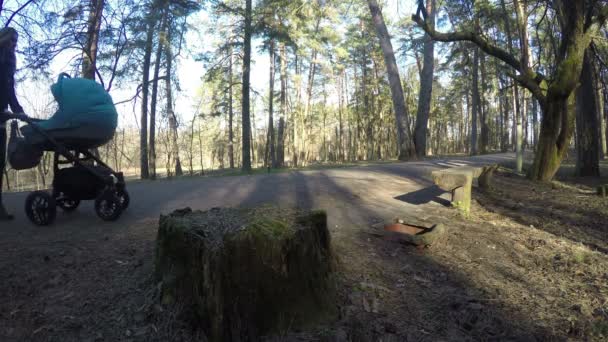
[3,113,129,226]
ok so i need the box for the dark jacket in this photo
[0,58,23,115]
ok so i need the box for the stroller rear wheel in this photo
[95,189,123,222]
[25,191,57,226]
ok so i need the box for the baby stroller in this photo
[4,73,129,226]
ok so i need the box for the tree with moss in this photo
[414,0,608,181]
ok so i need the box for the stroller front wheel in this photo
[115,189,129,210]
[25,191,57,226]
[95,190,123,222]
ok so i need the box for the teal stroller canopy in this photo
[37,73,118,133]
[8,73,118,170]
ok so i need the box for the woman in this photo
[0,27,25,221]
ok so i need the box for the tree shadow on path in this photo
[232,169,561,341]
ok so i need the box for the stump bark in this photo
[155,206,336,341]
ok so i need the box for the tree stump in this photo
[155,206,336,341]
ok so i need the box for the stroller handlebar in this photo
[1,112,43,124]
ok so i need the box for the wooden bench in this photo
[430,164,498,216]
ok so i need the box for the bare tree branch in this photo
[411,13,522,72]
[113,75,168,106]
[4,0,36,27]
[412,12,548,103]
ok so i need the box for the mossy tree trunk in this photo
[529,96,575,181]
[155,207,336,342]
[528,4,590,181]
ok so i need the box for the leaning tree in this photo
[413,0,608,181]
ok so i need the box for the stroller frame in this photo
[3,112,129,225]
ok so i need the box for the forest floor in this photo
[1,153,607,341]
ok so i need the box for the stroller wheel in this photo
[25,191,57,226]
[115,189,130,210]
[57,197,81,212]
[95,190,123,222]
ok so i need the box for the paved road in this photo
[0,153,519,341]
[0,153,516,241]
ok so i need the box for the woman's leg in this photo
[0,122,13,220]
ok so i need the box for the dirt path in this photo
[1,153,607,341]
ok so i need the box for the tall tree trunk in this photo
[367,0,414,160]
[460,95,465,152]
[292,52,300,167]
[479,53,489,154]
[241,0,252,171]
[514,0,530,172]
[322,88,328,161]
[198,118,204,172]
[513,84,523,172]
[471,48,480,155]
[149,10,167,180]
[165,26,182,177]
[503,87,511,152]
[251,96,257,167]
[276,43,287,168]
[498,77,506,151]
[414,0,434,157]
[304,60,318,161]
[605,88,608,159]
[465,89,470,153]
[523,94,528,150]
[338,71,345,162]
[597,74,606,159]
[81,0,105,159]
[575,48,600,177]
[189,116,195,175]
[139,8,156,179]
[354,66,362,160]
[82,0,105,80]
[228,49,235,169]
[268,40,276,168]
[373,59,383,159]
[499,0,518,158]
[361,42,372,160]
[532,97,538,147]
